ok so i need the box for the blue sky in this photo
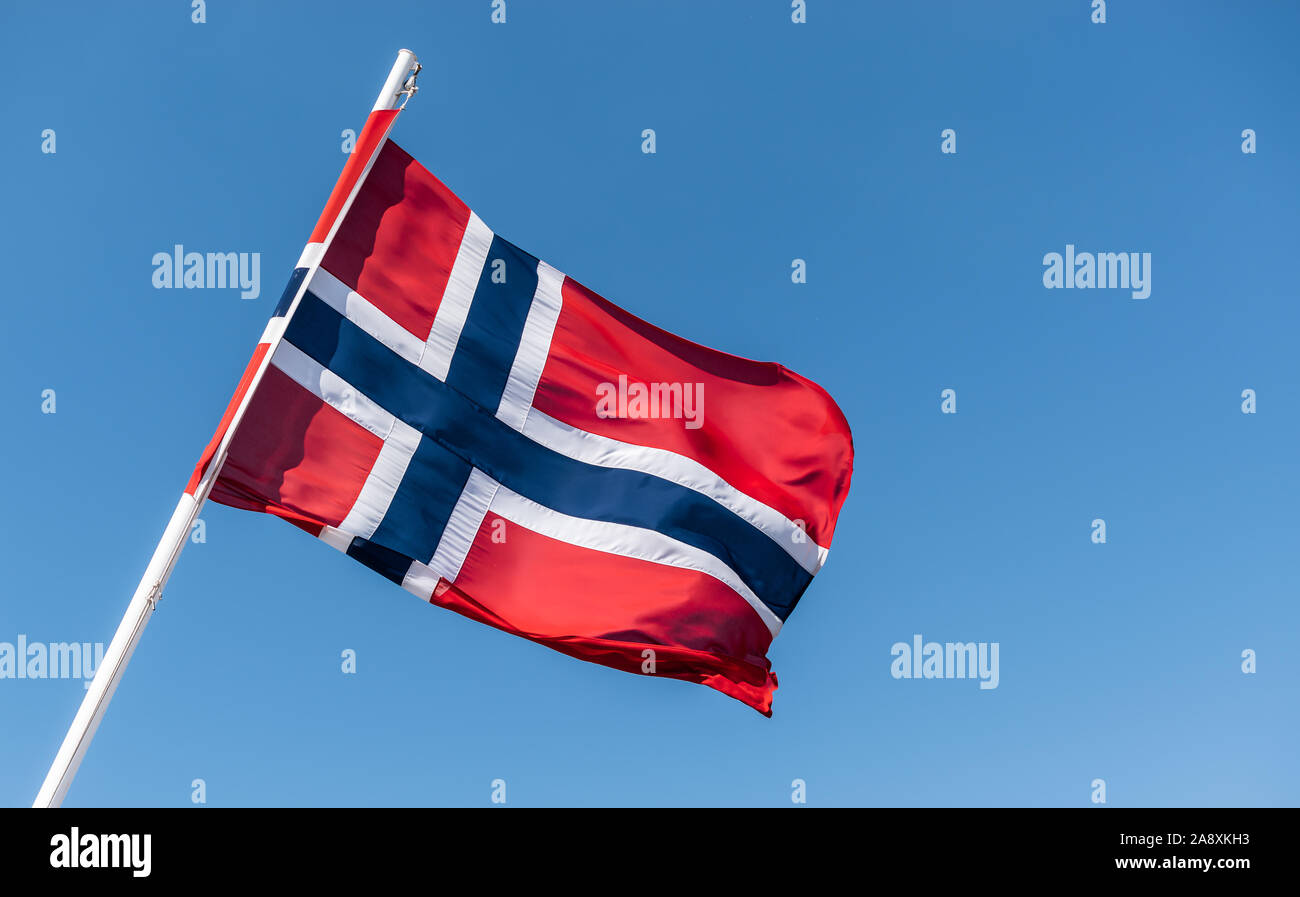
[1,0,1296,807]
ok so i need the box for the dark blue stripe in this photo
[370,439,472,564]
[273,267,309,318]
[443,236,539,412]
[345,537,411,586]
[285,292,812,621]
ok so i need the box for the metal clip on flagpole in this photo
[397,62,422,110]
[32,49,420,809]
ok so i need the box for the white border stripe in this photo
[429,468,499,578]
[308,267,424,365]
[401,561,442,601]
[318,525,353,553]
[497,261,564,430]
[520,408,828,573]
[337,420,420,541]
[421,212,493,381]
[257,316,287,346]
[270,340,395,440]
[296,242,325,270]
[489,482,782,637]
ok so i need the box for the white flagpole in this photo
[32,49,420,808]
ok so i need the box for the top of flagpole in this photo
[373,49,421,112]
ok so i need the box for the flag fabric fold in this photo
[191,108,853,715]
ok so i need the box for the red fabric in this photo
[320,141,471,340]
[208,367,381,532]
[185,342,270,495]
[438,512,778,715]
[307,109,400,244]
[533,277,854,546]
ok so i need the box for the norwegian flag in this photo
[187,108,853,715]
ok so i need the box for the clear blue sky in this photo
[1,1,1296,807]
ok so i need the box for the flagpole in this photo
[32,49,420,809]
